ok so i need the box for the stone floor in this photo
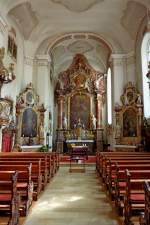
[23,166,122,225]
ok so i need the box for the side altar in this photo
[55,54,105,153]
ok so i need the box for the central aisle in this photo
[23,167,121,225]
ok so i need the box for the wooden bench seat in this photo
[124,169,150,225]
[96,152,150,175]
[103,158,150,192]
[0,156,48,189]
[108,160,150,193]
[0,164,33,216]
[113,164,150,215]
[0,171,20,225]
[0,152,57,185]
[0,160,42,200]
[139,181,150,225]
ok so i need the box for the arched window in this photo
[141,32,150,118]
[107,68,112,124]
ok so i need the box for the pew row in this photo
[0,164,33,216]
[0,171,20,225]
[0,159,42,200]
[139,181,150,225]
[124,169,150,225]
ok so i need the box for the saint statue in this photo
[91,114,97,130]
[115,124,121,139]
[63,116,67,129]
[39,122,44,137]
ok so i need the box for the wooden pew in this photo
[0,164,33,216]
[0,171,20,225]
[0,152,57,185]
[113,164,150,215]
[139,181,150,225]
[108,160,150,195]
[0,151,59,178]
[0,160,42,200]
[0,155,48,189]
[124,169,150,225]
[102,157,150,187]
[96,152,150,175]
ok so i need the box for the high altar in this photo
[55,54,106,153]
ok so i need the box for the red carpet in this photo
[60,155,96,164]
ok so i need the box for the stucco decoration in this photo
[68,40,93,54]
[52,45,66,62]
[121,1,146,40]
[51,0,104,12]
[8,2,38,39]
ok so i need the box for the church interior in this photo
[0,0,150,225]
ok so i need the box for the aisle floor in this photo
[23,166,122,225]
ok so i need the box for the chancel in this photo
[0,1,150,225]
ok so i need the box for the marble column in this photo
[96,93,103,129]
[57,95,64,130]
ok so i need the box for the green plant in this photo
[39,145,48,152]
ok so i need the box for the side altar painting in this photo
[21,108,37,137]
[55,54,106,153]
[115,82,143,145]
[15,83,46,146]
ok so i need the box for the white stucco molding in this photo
[24,56,34,66]
[35,54,51,67]
[110,51,135,66]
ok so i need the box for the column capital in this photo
[35,54,51,66]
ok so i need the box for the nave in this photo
[23,166,120,225]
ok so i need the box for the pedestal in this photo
[56,129,65,153]
[96,129,104,151]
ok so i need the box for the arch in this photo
[141,32,150,118]
[33,32,123,57]
[47,33,113,53]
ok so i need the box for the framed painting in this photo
[70,93,90,129]
[123,108,137,137]
[21,108,37,137]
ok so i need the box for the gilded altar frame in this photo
[15,83,46,146]
[115,82,143,146]
[55,54,106,152]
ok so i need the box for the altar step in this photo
[60,155,96,165]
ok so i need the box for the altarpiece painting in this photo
[21,108,37,137]
[70,93,90,129]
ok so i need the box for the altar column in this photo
[56,95,65,153]
[96,93,103,129]
[96,93,104,151]
[57,95,64,130]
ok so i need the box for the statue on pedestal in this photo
[91,114,97,130]
[63,116,67,129]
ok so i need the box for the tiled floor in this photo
[23,166,122,225]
